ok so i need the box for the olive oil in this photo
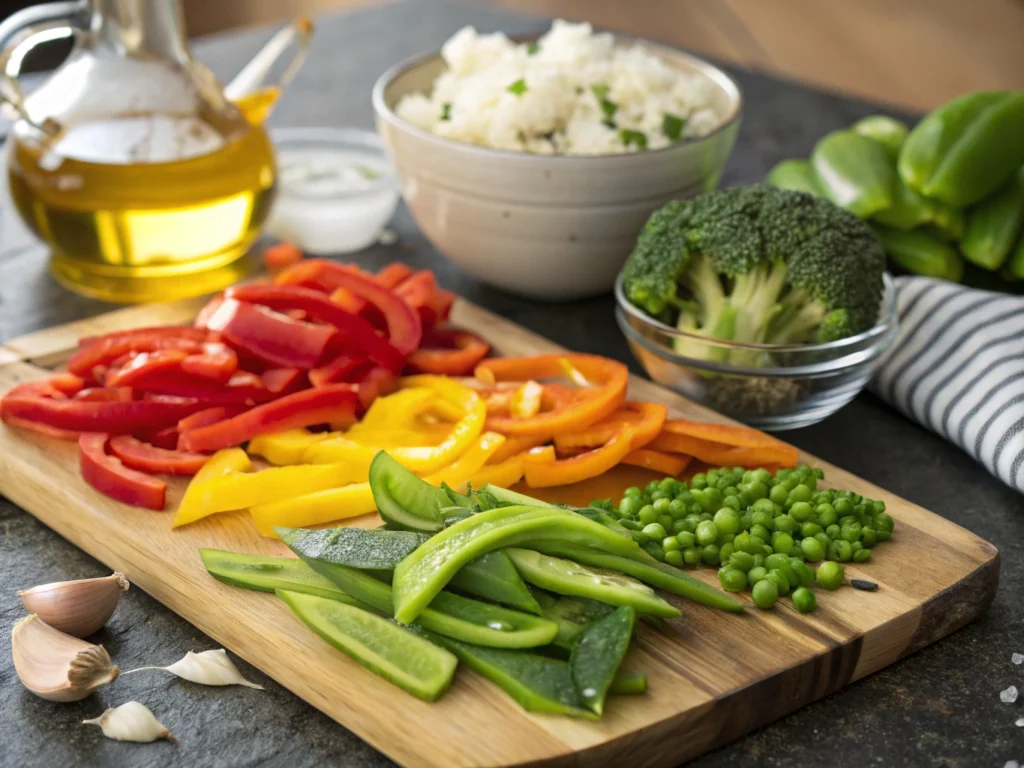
[7,97,277,303]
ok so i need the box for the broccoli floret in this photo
[621,185,885,355]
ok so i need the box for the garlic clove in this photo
[18,572,129,638]
[12,615,119,702]
[83,701,176,743]
[123,648,263,689]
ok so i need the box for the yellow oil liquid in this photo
[7,92,278,303]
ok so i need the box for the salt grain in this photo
[1001,686,1019,704]
[1016,718,1024,727]
[1013,653,1023,665]
[1005,761,1020,768]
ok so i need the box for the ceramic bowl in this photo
[372,39,742,300]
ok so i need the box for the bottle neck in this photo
[90,0,189,61]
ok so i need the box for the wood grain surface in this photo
[0,297,999,768]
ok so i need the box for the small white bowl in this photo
[372,38,742,300]
[266,128,399,255]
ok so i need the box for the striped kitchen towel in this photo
[871,276,1024,493]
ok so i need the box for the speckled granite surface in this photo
[1,2,1022,766]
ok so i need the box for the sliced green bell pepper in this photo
[961,166,1024,270]
[873,225,965,281]
[899,90,1024,207]
[811,130,896,217]
[570,606,636,715]
[369,450,448,533]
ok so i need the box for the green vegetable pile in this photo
[619,184,887,360]
[607,464,894,611]
[200,450,745,715]
[766,90,1024,288]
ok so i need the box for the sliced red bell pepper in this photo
[274,260,422,355]
[202,298,337,370]
[262,368,305,395]
[327,263,410,318]
[356,366,398,410]
[177,405,247,433]
[109,435,210,475]
[5,375,85,400]
[225,284,405,371]
[2,392,205,433]
[68,331,205,379]
[263,241,304,271]
[309,353,372,388]
[79,433,166,510]
[73,387,133,402]
[105,349,189,388]
[77,326,208,348]
[3,415,80,441]
[178,384,360,453]
[180,342,238,383]
[427,288,455,323]
[148,426,180,450]
[194,295,225,329]
[376,262,413,288]
[406,327,490,375]
[394,270,437,309]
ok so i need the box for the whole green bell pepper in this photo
[765,159,823,197]
[851,115,909,160]
[873,225,965,281]
[899,90,1024,207]
[811,130,897,217]
[961,166,1024,270]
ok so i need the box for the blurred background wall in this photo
[2,0,1023,112]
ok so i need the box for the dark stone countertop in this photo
[1,1,1023,766]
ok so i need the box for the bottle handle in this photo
[224,17,313,112]
[0,0,86,138]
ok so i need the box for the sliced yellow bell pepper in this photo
[466,454,526,489]
[353,388,435,432]
[247,428,333,466]
[172,448,252,527]
[305,376,485,475]
[423,431,504,488]
[509,380,543,419]
[176,462,364,524]
[250,482,377,537]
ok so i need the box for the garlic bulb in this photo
[18,572,129,638]
[123,649,263,689]
[83,701,176,743]
[11,615,119,702]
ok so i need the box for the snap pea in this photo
[765,159,823,197]
[201,548,364,603]
[369,451,448,533]
[873,225,964,281]
[534,591,615,650]
[391,506,648,624]
[449,550,542,615]
[570,606,636,715]
[811,130,897,217]
[961,166,1024,270]
[851,115,908,160]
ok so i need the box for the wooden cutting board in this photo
[0,296,999,768]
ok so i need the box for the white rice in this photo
[395,20,723,156]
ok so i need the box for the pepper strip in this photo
[304,376,484,474]
[247,428,332,466]
[405,328,490,376]
[1,393,205,434]
[249,483,377,537]
[466,454,526,489]
[622,449,692,477]
[423,432,505,487]
[203,298,337,370]
[486,435,550,465]
[79,433,166,510]
[108,435,210,476]
[661,418,787,449]
[553,402,666,451]
[178,385,359,453]
[524,427,634,488]
[651,432,799,468]
[171,448,252,527]
[476,354,628,437]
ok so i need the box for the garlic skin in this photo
[83,701,176,743]
[18,572,129,638]
[124,649,263,689]
[11,615,119,702]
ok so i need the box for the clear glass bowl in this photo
[614,273,899,430]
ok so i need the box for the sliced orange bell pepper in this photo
[651,432,799,468]
[247,428,332,466]
[523,427,633,488]
[622,449,692,477]
[467,454,526,489]
[661,418,785,449]
[522,444,557,464]
[423,431,505,487]
[554,402,667,452]
[172,448,252,527]
[250,482,377,537]
[487,434,550,465]
[476,354,628,437]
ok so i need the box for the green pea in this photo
[752,579,779,609]
[825,524,841,540]
[705,470,720,485]
[815,503,837,527]
[850,540,863,553]
[764,553,789,571]
[853,548,872,563]
[662,536,681,553]
[676,531,696,548]
[668,499,687,518]
[813,532,831,549]
[748,525,768,543]
[747,566,768,584]
[682,546,701,566]
[657,514,674,532]
[744,480,769,501]
[800,522,824,538]
[800,537,825,562]
[653,497,672,515]
[841,522,862,543]
[875,512,895,532]
[872,500,886,515]
[828,539,853,562]
[695,520,719,546]
[787,484,813,505]
[771,532,795,555]
[722,495,742,512]
[789,501,813,522]
[671,519,689,535]
[751,510,774,529]
[766,568,791,596]
[638,505,657,525]
[659,477,677,492]
[788,549,805,563]
[713,508,740,536]
[834,498,853,516]
[746,534,766,554]
[752,554,765,568]
[650,490,670,503]
[698,512,713,522]
[769,484,789,505]
[876,529,892,541]
[718,542,736,563]
[729,551,756,572]
[721,533,736,544]
[642,522,667,540]
[791,587,816,613]
[791,558,815,588]
[718,568,747,592]
[816,561,844,590]
[620,519,642,531]
[701,544,721,566]
[684,514,702,531]
[664,549,684,567]
[739,512,755,531]
[772,515,796,534]
[690,474,707,490]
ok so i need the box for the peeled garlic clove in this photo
[18,572,129,638]
[124,648,263,689]
[12,615,119,702]
[83,701,176,743]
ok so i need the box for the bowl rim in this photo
[371,33,743,162]
[269,126,398,200]
[614,271,900,356]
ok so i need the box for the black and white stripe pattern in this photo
[871,276,1024,493]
